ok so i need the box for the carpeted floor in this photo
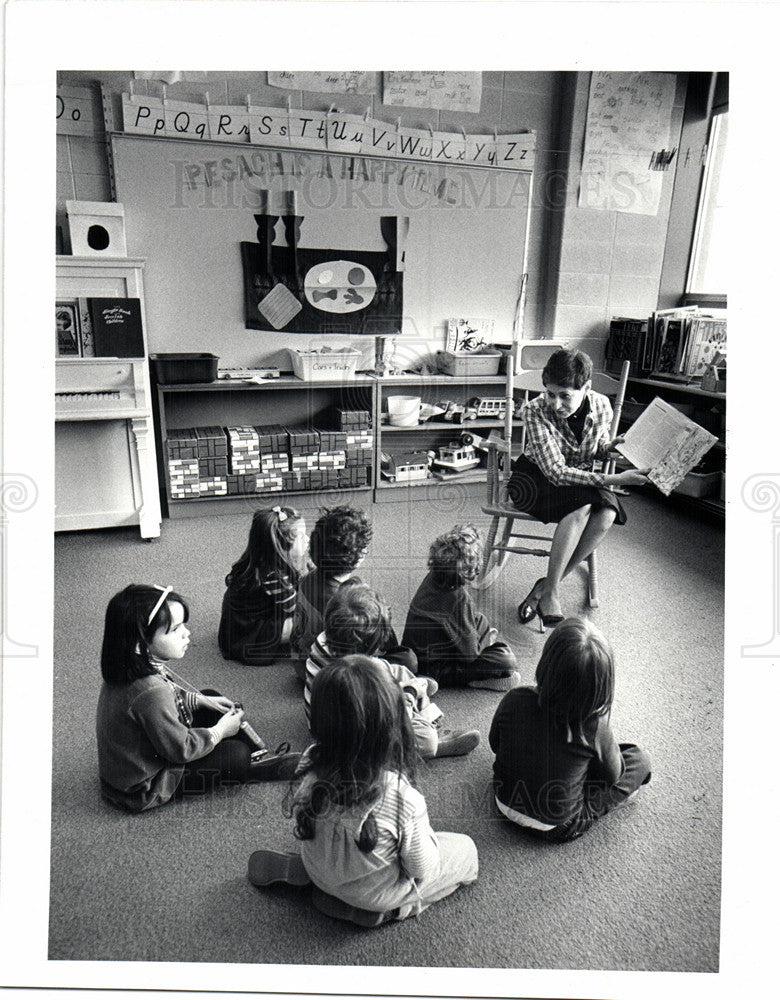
[50,490,723,971]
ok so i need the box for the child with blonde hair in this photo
[403,524,520,691]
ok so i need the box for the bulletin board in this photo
[111,133,533,371]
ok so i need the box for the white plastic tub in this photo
[289,348,362,382]
[387,395,421,426]
[437,350,502,376]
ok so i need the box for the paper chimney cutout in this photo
[241,191,404,334]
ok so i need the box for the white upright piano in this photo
[55,257,161,539]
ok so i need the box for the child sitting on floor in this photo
[97,584,300,812]
[306,584,479,758]
[402,524,521,692]
[218,506,309,666]
[248,656,479,926]
[489,617,651,841]
[291,505,372,661]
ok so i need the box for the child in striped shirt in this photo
[248,656,479,925]
[218,506,309,666]
[305,584,479,758]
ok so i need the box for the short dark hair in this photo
[542,349,593,389]
[309,506,372,575]
[323,584,396,657]
[100,584,190,685]
[428,524,482,588]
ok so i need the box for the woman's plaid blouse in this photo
[521,390,613,487]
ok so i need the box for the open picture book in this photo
[615,396,719,496]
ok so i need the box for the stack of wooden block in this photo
[167,428,201,499]
[196,426,228,497]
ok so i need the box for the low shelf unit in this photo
[152,376,375,518]
[374,373,520,501]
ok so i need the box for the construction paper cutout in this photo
[304,260,377,313]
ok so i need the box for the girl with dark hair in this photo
[97,584,300,812]
[508,348,649,626]
[489,617,651,841]
[247,656,479,925]
[218,506,309,665]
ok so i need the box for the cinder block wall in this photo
[56,70,684,361]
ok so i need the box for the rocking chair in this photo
[472,359,631,606]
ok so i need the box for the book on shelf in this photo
[89,297,145,358]
[648,307,726,382]
[616,396,718,496]
[682,316,727,377]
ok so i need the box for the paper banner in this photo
[121,94,535,172]
[383,71,482,113]
[267,71,378,94]
[57,85,100,137]
[579,71,677,215]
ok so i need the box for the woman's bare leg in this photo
[537,506,590,618]
[562,506,616,579]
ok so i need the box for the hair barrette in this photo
[272,506,287,521]
[147,584,173,626]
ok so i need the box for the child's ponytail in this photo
[228,506,303,586]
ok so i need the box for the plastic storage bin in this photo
[290,348,362,381]
[149,353,219,384]
[387,395,421,426]
[437,350,502,376]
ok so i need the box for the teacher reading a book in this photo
[507,348,649,628]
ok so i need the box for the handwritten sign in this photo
[267,71,378,94]
[57,85,100,137]
[121,95,535,171]
[579,71,676,215]
[382,72,482,113]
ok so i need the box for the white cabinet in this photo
[55,257,161,538]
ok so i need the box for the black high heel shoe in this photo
[537,598,564,631]
[518,578,545,625]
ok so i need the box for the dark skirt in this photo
[507,454,626,526]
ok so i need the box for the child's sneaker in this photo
[435,728,480,757]
[248,850,311,887]
[311,886,397,927]
[247,743,301,781]
[467,671,522,692]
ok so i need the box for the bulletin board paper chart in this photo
[382,72,482,113]
[267,71,379,94]
[110,133,531,371]
[578,71,677,216]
